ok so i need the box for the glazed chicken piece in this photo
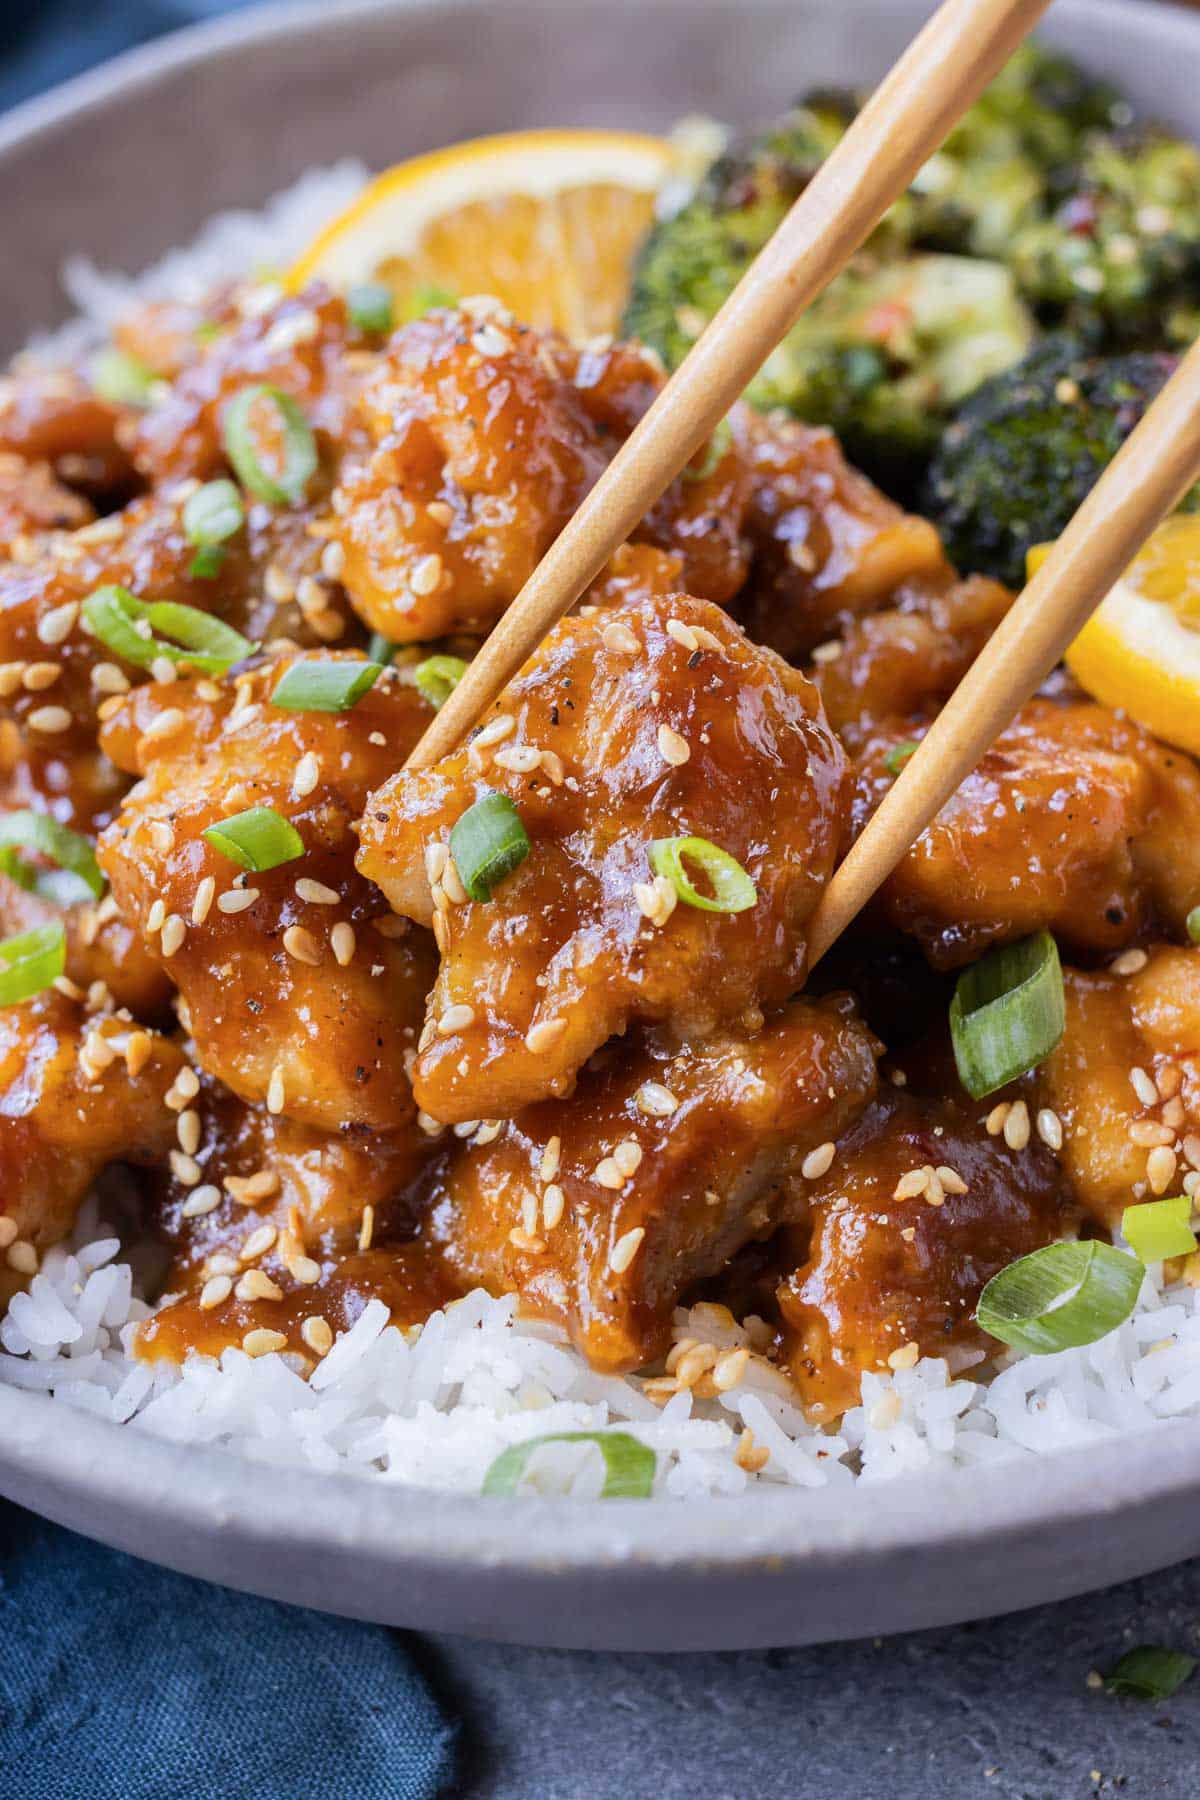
[113,290,241,384]
[0,991,184,1302]
[136,1077,448,1365]
[0,453,93,551]
[777,1085,1076,1417]
[96,651,438,1133]
[358,591,847,1123]
[431,997,878,1371]
[852,697,1200,969]
[329,308,752,643]
[734,412,949,663]
[0,872,171,1020]
[0,364,136,500]
[1035,944,1200,1231]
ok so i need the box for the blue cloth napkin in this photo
[0,1500,459,1798]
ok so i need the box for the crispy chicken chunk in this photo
[0,992,184,1298]
[431,997,878,1371]
[0,454,93,550]
[96,652,438,1133]
[358,592,847,1122]
[330,310,752,642]
[0,365,135,499]
[1035,945,1200,1231]
[777,1086,1075,1416]
[854,698,1200,968]
[0,872,171,1020]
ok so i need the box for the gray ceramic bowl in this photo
[2,0,1199,1652]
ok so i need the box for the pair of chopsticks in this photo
[407,0,1200,969]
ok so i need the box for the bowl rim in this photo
[4,0,1200,1638]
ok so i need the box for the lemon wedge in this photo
[289,129,673,340]
[1030,514,1200,755]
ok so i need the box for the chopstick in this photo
[405,0,1051,769]
[805,330,1200,969]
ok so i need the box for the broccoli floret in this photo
[922,338,1190,586]
[1010,125,1200,341]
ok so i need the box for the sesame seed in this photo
[295,877,339,905]
[1111,948,1148,976]
[199,1275,232,1310]
[177,1108,202,1156]
[26,704,72,734]
[1129,1066,1158,1107]
[148,820,176,856]
[1036,1108,1063,1151]
[935,1165,967,1195]
[473,713,516,749]
[22,661,61,691]
[283,925,322,966]
[243,1328,287,1358]
[142,706,185,742]
[168,1066,200,1104]
[801,1141,836,1181]
[609,1226,646,1274]
[0,1218,18,1250]
[810,640,842,665]
[887,1342,920,1371]
[91,661,130,695]
[330,922,356,966]
[150,656,178,686]
[38,601,78,645]
[666,618,699,652]
[292,751,320,799]
[191,875,215,926]
[1147,1145,1178,1195]
[237,1268,283,1302]
[124,1030,154,1077]
[525,1017,568,1056]
[358,1205,374,1252]
[267,1066,286,1115]
[507,1227,545,1254]
[602,622,641,655]
[410,553,444,596]
[540,1136,562,1182]
[787,538,817,572]
[1003,1099,1031,1151]
[426,500,454,527]
[1129,1119,1174,1148]
[493,744,542,774]
[180,1185,221,1219]
[438,1002,475,1035]
[893,1168,930,1201]
[6,1240,38,1276]
[159,915,186,958]
[320,539,346,580]
[735,1428,769,1474]
[169,1150,202,1187]
[441,857,468,906]
[288,1254,321,1286]
[296,575,327,617]
[656,723,690,766]
[985,1102,1010,1136]
[0,663,25,698]
[636,1081,678,1116]
[225,1169,280,1205]
[217,886,259,914]
[612,1139,643,1178]
[713,1347,750,1392]
[472,323,513,357]
[542,1184,565,1230]
[593,1157,626,1190]
[240,1223,277,1263]
[302,1316,333,1355]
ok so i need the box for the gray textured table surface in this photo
[418,1558,1199,1798]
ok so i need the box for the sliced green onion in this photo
[270,659,383,713]
[0,811,103,901]
[976,1239,1143,1356]
[193,320,223,345]
[1122,1196,1197,1264]
[92,346,156,408]
[402,282,458,322]
[222,384,317,505]
[188,546,227,580]
[449,793,530,902]
[0,920,66,1008]
[1104,1646,1196,1701]
[415,654,468,710]
[202,806,303,872]
[1188,905,1200,945]
[648,836,756,914]
[482,1431,655,1499]
[683,417,733,484]
[184,478,245,549]
[884,740,919,776]
[950,930,1065,1100]
[82,585,255,677]
[347,281,395,336]
[366,632,397,667]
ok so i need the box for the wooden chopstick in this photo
[405,0,1051,769]
[805,330,1200,969]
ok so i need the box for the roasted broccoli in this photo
[922,338,1192,586]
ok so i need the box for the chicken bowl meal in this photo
[5,38,1200,1509]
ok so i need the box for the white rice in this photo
[2,1203,1199,1499]
[7,165,1200,1499]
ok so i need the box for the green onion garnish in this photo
[1104,1646,1196,1701]
[221,384,317,506]
[975,1239,1143,1356]
[415,654,468,710]
[202,806,304,872]
[683,417,733,484]
[1188,905,1200,945]
[184,478,245,549]
[402,282,458,322]
[366,633,397,667]
[187,546,227,580]
[0,811,104,902]
[949,930,1065,1100]
[884,741,919,776]
[92,347,156,408]
[648,836,756,914]
[1122,1196,1197,1264]
[347,281,395,337]
[270,659,383,713]
[0,920,66,1008]
[482,1431,655,1499]
[82,585,255,677]
[449,793,530,902]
